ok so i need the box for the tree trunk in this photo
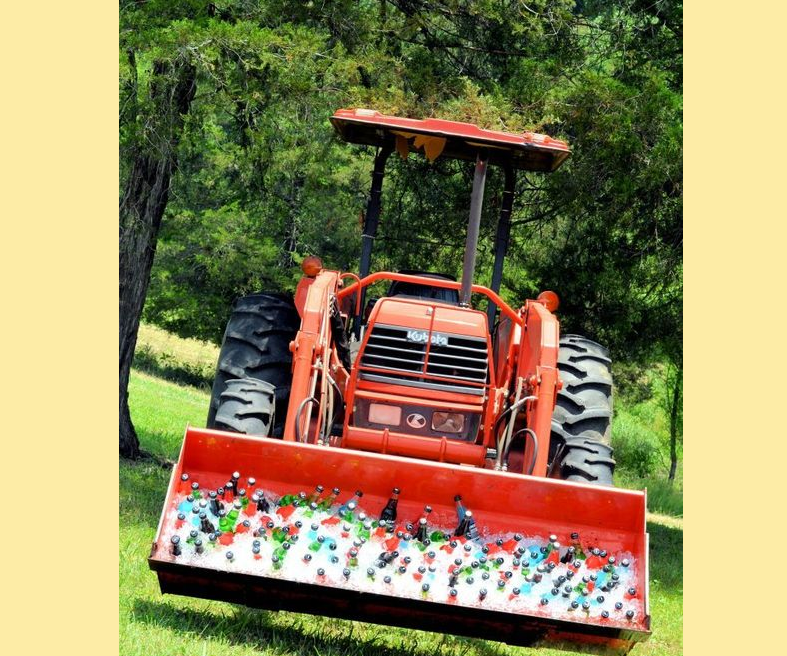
[667,362,682,484]
[119,59,196,459]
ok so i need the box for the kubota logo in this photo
[406,330,448,347]
[406,413,427,429]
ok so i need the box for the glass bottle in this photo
[379,487,400,522]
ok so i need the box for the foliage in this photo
[120,1,682,357]
[612,359,683,481]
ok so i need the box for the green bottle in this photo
[319,487,340,511]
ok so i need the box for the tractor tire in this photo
[207,293,300,438]
[213,378,276,436]
[549,334,615,485]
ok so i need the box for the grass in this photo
[123,364,683,656]
[133,323,218,390]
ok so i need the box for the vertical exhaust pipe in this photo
[460,153,489,306]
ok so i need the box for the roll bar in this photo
[337,271,523,329]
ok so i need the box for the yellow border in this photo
[1,2,118,655]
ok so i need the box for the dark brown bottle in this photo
[380,487,400,522]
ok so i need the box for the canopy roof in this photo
[330,108,570,172]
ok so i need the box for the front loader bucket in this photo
[149,427,650,655]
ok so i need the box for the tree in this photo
[120,54,196,458]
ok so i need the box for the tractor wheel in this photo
[207,293,300,437]
[213,378,276,436]
[549,334,615,485]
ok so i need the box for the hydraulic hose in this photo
[506,428,539,475]
[294,396,318,443]
[493,394,537,469]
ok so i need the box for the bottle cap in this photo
[192,482,200,490]
[303,554,312,562]
[181,474,189,481]
[367,567,375,576]
[571,532,579,540]
[541,598,550,606]
[190,529,198,538]
[549,534,558,542]
[343,568,351,577]
[317,568,325,576]
[177,513,186,521]
[421,583,430,592]
[248,477,256,486]
[226,551,234,560]
[393,487,400,494]
[332,487,340,495]
[450,588,458,597]
[171,535,180,544]
[238,489,246,497]
[498,580,506,588]
[454,494,462,501]
[232,472,240,480]
[626,610,635,620]
[316,485,324,492]
[355,490,363,497]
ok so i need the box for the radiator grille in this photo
[360,323,488,392]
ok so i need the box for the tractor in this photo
[149,109,649,655]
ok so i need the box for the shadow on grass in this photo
[646,521,683,592]
[132,598,486,656]
[133,348,213,391]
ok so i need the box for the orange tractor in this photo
[149,109,650,654]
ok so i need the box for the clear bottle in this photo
[338,490,363,516]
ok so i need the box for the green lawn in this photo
[122,369,682,656]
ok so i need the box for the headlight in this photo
[368,403,402,426]
[432,412,465,434]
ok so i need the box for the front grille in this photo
[359,324,488,392]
